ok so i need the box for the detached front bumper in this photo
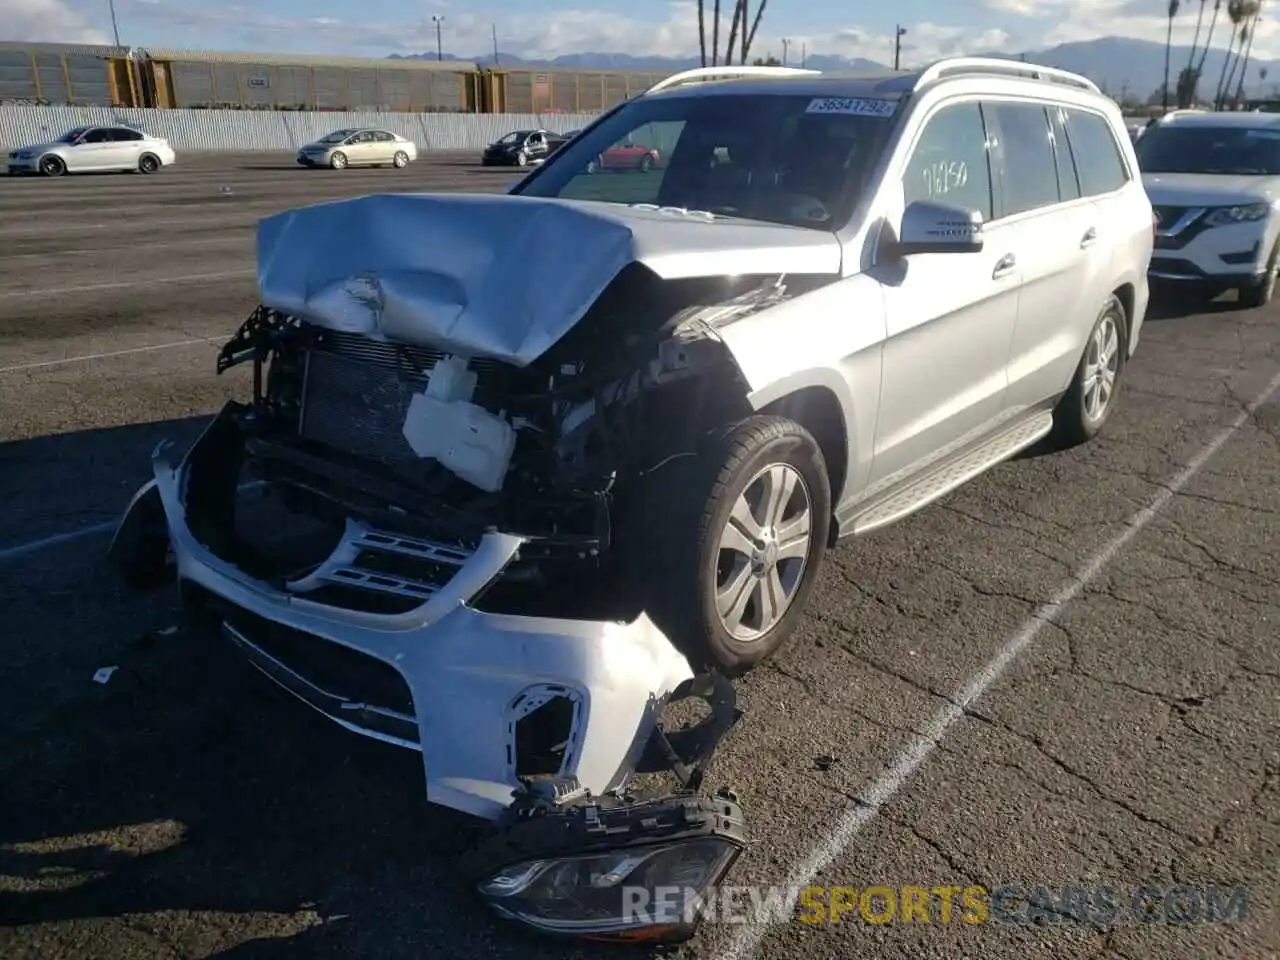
[128,410,700,822]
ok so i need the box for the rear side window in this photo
[1064,109,1129,196]
[109,128,143,141]
[1048,108,1081,202]
[901,102,994,220]
[988,102,1059,216]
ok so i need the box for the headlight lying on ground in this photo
[1205,202,1270,226]
[467,786,746,943]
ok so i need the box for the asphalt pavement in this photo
[0,152,1276,960]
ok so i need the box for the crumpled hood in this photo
[255,192,843,366]
[1143,172,1280,207]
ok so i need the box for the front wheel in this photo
[1238,242,1279,308]
[1050,295,1127,449]
[630,415,831,675]
[639,153,654,172]
[515,150,528,167]
[39,155,65,177]
[393,150,409,168]
[329,151,348,170]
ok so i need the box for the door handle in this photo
[1080,227,1098,248]
[992,253,1017,279]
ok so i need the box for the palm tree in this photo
[1186,0,1208,68]
[1194,0,1224,99]
[1231,1,1263,107]
[698,0,708,66]
[741,0,769,63]
[724,0,745,65]
[1164,0,1181,110]
[711,0,721,65]
[1214,0,1245,106]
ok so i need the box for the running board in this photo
[847,411,1054,536]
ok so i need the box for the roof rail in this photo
[644,65,820,96]
[913,56,1100,95]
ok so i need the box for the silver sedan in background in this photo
[296,128,419,169]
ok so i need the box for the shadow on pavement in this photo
[0,416,648,959]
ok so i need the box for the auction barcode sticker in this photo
[805,97,897,117]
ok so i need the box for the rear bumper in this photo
[131,412,695,821]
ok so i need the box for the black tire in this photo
[516,150,529,167]
[1050,294,1127,449]
[1238,242,1279,308]
[329,151,348,170]
[393,151,409,168]
[628,415,831,676]
[639,153,654,172]
[39,155,65,177]
[138,153,160,174]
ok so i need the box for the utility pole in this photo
[107,0,121,46]
[801,42,807,68]
[432,15,445,61]
[491,24,500,67]
[894,25,907,71]
[781,38,790,66]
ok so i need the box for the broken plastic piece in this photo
[426,356,478,404]
[93,666,118,684]
[402,392,516,493]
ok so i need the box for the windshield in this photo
[1136,124,1280,175]
[57,126,91,143]
[319,129,357,144]
[512,93,896,230]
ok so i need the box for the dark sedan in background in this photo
[481,129,569,167]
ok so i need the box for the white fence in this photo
[0,106,602,153]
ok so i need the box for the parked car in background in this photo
[587,139,661,172]
[7,124,175,176]
[1137,110,1280,307]
[481,129,568,167]
[296,128,418,169]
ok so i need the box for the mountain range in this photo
[389,37,1280,103]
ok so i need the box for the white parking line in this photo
[0,520,118,565]
[717,367,1280,960]
[0,337,222,375]
[0,270,254,299]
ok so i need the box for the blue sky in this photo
[13,0,1280,64]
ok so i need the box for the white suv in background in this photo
[1137,110,1280,307]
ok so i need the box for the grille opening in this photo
[514,696,577,777]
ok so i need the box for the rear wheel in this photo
[39,155,65,177]
[1050,295,1126,448]
[138,153,160,174]
[329,151,348,170]
[628,415,831,675]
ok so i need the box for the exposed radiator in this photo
[295,329,506,477]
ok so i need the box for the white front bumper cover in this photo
[135,416,713,823]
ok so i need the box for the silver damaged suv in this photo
[112,60,1153,854]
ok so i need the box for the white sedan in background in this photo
[7,124,176,177]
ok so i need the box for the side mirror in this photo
[896,200,984,256]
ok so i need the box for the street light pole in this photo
[781,38,790,66]
[107,0,121,46]
[432,15,445,62]
[894,25,907,71]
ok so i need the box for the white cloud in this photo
[108,0,1010,65]
[1,0,110,43]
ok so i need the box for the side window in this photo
[113,128,143,141]
[82,129,110,143]
[1048,108,1081,201]
[1064,109,1129,197]
[901,102,993,220]
[989,102,1060,216]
